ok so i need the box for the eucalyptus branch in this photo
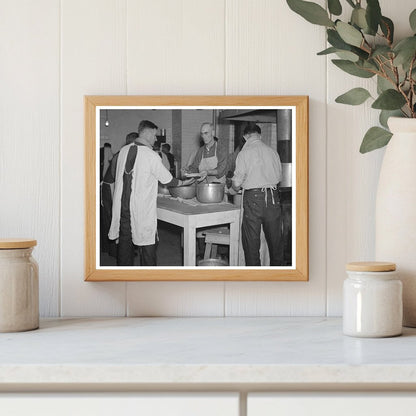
[375,57,399,89]
[362,36,373,53]
[390,58,400,86]
[357,64,382,78]
[378,21,393,48]
[408,56,416,117]
[397,82,413,117]
[286,0,416,151]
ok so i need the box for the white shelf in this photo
[1,317,415,388]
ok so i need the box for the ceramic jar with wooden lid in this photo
[0,239,39,332]
[343,261,403,338]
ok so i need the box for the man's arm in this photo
[214,145,228,179]
[228,152,246,194]
[165,178,194,187]
[186,147,203,173]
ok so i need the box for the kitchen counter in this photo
[1,317,416,391]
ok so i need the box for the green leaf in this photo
[379,110,403,129]
[317,47,338,55]
[345,0,355,7]
[327,29,369,59]
[335,50,359,62]
[366,0,382,35]
[377,75,393,94]
[351,7,369,32]
[332,59,375,78]
[328,0,342,16]
[380,16,394,44]
[336,21,363,47]
[371,46,392,58]
[335,87,371,105]
[372,89,407,110]
[393,36,416,71]
[327,29,348,48]
[362,59,379,72]
[360,127,392,153]
[317,46,358,61]
[410,9,416,32]
[286,0,334,27]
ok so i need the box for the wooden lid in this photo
[346,261,396,272]
[0,239,37,249]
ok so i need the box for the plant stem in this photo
[408,56,416,117]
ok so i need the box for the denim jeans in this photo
[242,188,283,266]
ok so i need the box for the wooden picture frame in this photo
[85,96,308,281]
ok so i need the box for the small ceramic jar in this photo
[343,261,403,338]
[0,239,39,332]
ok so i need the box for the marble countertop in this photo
[1,317,416,389]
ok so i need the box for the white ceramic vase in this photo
[375,117,416,327]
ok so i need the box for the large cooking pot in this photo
[168,183,196,199]
[196,182,224,203]
[197,258,228,267]
[158,182,171,196]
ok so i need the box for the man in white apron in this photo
[228,123,283,266]
[108,120,193,266]
[184,122,227,183]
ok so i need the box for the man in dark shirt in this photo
[161,143,176,177]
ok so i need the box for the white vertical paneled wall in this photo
[224,0,327,316]
[125,0,226,316]
[61,0,127,316]
[326,1,416,315]
[1,0,412,317]
[0,0,60,316]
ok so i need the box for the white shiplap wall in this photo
[1,0,412,317]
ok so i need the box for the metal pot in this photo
[158,182,171,196]
[196,182,224,203]
[197,258,228,267]
[168,183,196,199]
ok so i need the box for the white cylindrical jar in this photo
[0,239,39,332]
[343,262,402,338]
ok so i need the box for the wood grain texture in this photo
[84,96,308,282]
[61,0,128,316]
[0,1,60,317]
[224,0,326,315]
[326,0,415,316]
[0,240,37,249]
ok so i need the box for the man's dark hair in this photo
[162,143,171,152]
[103,142,112,148]
[243,123,261,136]
[126,132,139,144]
[138,120,158,136]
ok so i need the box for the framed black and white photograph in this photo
[85,96,308,281]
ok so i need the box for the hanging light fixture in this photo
[105,110,110,127]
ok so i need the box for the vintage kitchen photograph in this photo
[97,105,294,269]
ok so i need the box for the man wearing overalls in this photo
[228,123,283,266]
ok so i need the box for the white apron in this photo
[108,144,172,245]
[198,142,225,184]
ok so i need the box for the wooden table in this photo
[157,196,241,266]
